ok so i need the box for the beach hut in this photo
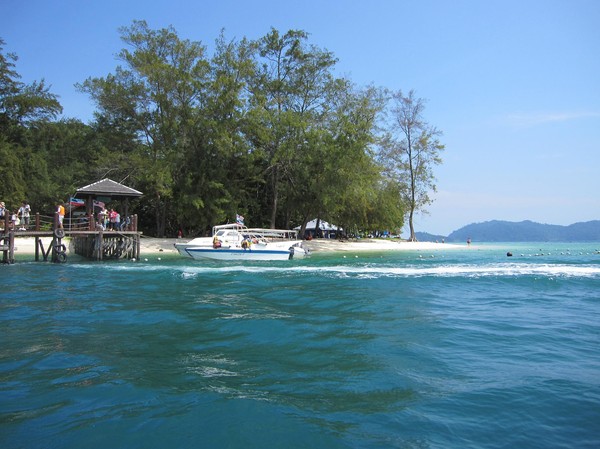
[74,178,143,228]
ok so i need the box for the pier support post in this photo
[97,230,104,260]
[8,231,14,263]
[1,230,15,264]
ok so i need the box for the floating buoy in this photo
[507,252,513,257]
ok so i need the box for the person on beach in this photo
[57,203,65,228]
[18,201,30,230]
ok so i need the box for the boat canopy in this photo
[212,223,298,240]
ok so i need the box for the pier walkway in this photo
[1,212,141,264]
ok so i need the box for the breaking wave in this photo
[172,263,600,279]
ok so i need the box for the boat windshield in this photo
[215,230,241,238]
[211,224,298,241]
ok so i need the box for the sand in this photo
[303,238,462,253]
[9,235,465,257]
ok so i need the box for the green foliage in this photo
[0,135,25,206]
[0,38,65,215]
[1,25,444,238]
[378,89,444,241]
[0,39,62,130]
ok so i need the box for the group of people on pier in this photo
[0,200,129,233]
[96,206,124,231]
[0,201,31,230]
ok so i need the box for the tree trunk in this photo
[155,192,166,237]
[408,206,416,242]
[269,168,279,229]
[298,210,311,239]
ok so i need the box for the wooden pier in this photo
[1,212,141,264]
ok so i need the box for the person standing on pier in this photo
[108,209,117,230]
[99,206,109,229]
[57,203,65,228]
[10,210,19,229]
[114,210,121,231]
[18,201,30,230]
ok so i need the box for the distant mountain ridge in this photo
[437,220,600,242]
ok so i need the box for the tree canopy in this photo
[378,90,444,241]
[1,24,446,238]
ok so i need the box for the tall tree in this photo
[319,84,388,232]
[79,21,210,236]
[0,38,63,210]
[174,32,256,234]
[245,28,337,228]
[380,90,444,241]
[0,38,62,132]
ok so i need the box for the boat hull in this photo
[174,223,309,261]
[185,247,294,261]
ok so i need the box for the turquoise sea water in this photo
[1,242,600,449]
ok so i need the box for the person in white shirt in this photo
[18,201,31,230]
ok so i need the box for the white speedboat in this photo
[174,223,309,261]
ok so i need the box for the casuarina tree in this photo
[379,90,444,241]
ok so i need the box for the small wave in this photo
[174,263,600,279]
[66,260,600,279]
[218,312,291,320]
[187,366,239,378]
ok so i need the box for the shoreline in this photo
[9,235,466,257]
[304,238,464,253]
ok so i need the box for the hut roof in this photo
[76,178,143,197]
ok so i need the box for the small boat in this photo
[174,223,309,261]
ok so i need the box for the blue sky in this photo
[2,0,599,235]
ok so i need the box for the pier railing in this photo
[2,211,140,263]
[1,212,138,233]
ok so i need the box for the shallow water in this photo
[1,243,599,448]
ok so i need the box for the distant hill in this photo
[415,231,447,242]
[444,220,600,242]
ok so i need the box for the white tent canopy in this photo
[295,218,341,232]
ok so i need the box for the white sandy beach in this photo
[10,235,465,257]
[303,238,463,253]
